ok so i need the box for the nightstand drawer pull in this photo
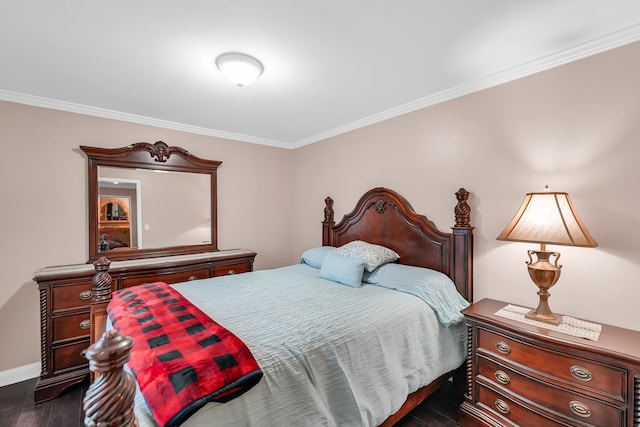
[569,400,591,418]
[79,290,93,300]
[495,370,510,385]
[495,399,510,415]
[569,365,593,382]
[79,319,91,330]
[227,269,236,275]
[495,341,511,355]
[188,275,198,281]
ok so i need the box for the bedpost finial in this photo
[83,331,137,427]
[92,257,112,302]
[324,197,334,222]
[454,188,471,228]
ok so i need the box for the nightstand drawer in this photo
[213,262,251,276]
[477,383,560,427]
[477,327,626,400]
[478,356,625,426]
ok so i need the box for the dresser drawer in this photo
[121,267,211,288]
[478,356,625,426]
[52,340,90,373]
[477,328,626,400]
[51,282,93,311]
[477,383,561,427]
[213,262,251,277]
[52,312,92,342]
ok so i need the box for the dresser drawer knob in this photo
[79,319,91,330]
[495,341,511,355]
[188,275,198,281]
[79,290,93,300]
[569,400,592,418]
[495,370,511,385]
[569,365,593,382]
[227,269,236,275]
[495,399,510,415]
[80,348,87,359]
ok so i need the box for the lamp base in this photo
[525,309,562,325]
[525,249,563,326]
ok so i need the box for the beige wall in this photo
[291,41,640,332]
[0,104,293,371]
[1,40,639,378]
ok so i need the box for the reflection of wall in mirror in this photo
[142,170,211,248]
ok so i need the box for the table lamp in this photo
[496,187,597,325]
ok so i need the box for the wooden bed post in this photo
[322,196,335,246]
[90,257,113,368]
[83,330,137,427]
[452,188,474,303]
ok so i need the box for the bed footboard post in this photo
[90,257,112,355]
[322,196,335,246]
[452,188,474,302]
[83,330,137,427]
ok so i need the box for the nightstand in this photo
[459,298,640,427]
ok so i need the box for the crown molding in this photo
[291,24,640,148]
[2,23,639,151]
[0,90,291,149]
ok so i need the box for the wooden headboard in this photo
[322,187,473,302]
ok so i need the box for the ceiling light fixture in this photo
[215,52,264,87]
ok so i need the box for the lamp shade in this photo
[215,52,263,87]
[497,191,597,248]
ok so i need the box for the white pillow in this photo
[333,240,399,272]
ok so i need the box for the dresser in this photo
[33,249,256,403]
[459,298,640,427]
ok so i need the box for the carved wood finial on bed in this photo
[323,197,336,246]
[83,330,138,427]
[454,188,471,228]
[324,197,334,222]
[92,257,112,302]
[90,257,114,361]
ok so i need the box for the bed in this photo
[82,187,474,427]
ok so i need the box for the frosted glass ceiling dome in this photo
[215,52,264,87]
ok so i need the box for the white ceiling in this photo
[2,1,640,149]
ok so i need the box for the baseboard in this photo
[0,362,40,387]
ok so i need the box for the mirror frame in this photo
[81,141,221,262]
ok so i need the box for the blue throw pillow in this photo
[319,251,366,287]
[301,246,334,269]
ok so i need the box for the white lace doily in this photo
[495,304,601,341]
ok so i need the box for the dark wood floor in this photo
[0,378,463,426]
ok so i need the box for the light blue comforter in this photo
[131,263,467,427]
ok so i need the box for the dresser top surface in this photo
[33,249,256,279]
[464,298,640,363]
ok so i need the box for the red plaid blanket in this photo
[107,282,262,427]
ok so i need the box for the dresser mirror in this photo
[81,141,221,262]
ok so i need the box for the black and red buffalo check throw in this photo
[107,282,263,427]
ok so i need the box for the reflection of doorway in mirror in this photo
[98,196,132,250]
[98,177,143,251]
